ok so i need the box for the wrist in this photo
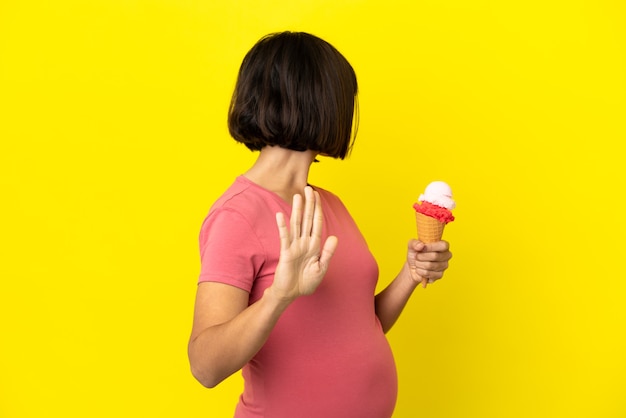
[402,261,422,289]
[263,286,295,312]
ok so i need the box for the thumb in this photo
[409,239,425,253]
[319,235,338,267]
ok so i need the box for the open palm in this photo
[271,187,338,302]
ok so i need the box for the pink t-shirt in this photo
[198,176,397,418]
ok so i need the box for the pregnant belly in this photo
[239,323,398,418]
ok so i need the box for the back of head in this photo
[228,31,358,159]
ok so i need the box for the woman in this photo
[188,31,452,418]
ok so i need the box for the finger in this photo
[420,240,450,253]
[416,250,451,262]
[415,264,447,279]
[290,193,303,239]
[417,256,448,275]
[416,269,443,282]
[310,190,324,240]
[301,186,315,237]
[408,239,425,252]
[416,251,453,265]
[319,235,338,268]
[276,212,289,251]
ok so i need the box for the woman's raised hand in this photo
[269,186,338,303]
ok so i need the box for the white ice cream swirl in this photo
[418,181,456,209]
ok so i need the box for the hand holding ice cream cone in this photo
[413,181,455,288]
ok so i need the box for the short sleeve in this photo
[198,208,266,292]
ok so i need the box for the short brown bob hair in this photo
[228,31,359,159]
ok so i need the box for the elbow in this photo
[188,336,235,388]
[190,364,222,389]
[188,348,223,388]
[188,339,222,388]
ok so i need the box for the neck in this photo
[243,146,318,202]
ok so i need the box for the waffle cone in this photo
[415,212,445,243]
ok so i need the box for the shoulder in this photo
[212,176,289,212]
[313,185,350,213]
[206,177,278,224]
[209,176,258,213]
[199,176,287,249]
[199,178,257,244]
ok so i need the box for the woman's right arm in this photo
[187,281,292,388]
[188,187,337,388]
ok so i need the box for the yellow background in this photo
[1,1,625,417]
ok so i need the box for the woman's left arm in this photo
[374,240,452,333]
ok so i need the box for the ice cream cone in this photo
[413,181,455,288]
[415,212,445,243]
[415,212,445,288]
